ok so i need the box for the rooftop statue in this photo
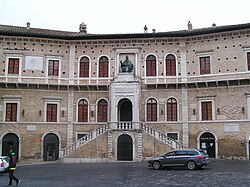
[120,56,133,73]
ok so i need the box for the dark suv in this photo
[148,149,210,170]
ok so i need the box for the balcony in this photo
[109,122,140,130]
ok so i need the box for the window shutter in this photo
[83,105,88,122]
[6,103,17,122]
[8,58,19,74]
[47,104,57,122]
[78,105,83,122]
[78,100,88,122]
[167,100,177,121]
[48,60,59,76]
[98,100,108,122]
[207,102,212,120]
[152,103,157,121]
[54,61,59,76]
[48,60,54,75]
[80,57,89,77]
[166,55,176,76]
[147,103,152,121]
[146,55,156,76]
[147,99,157,122]
[200,57,210,75]
[99,57,108,77]
[201,101,212,121]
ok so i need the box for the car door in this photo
[174,150,188,166]
[161,151,176,166]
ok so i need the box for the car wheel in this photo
[152,161,161,170]
[187,161,196,170]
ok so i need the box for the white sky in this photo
[0,0,250,34]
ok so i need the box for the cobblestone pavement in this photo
[0,159,250,187]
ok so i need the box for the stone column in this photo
[69,45,75,85]
[67,89,74,146]
[180,42,189,147]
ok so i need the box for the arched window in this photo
[146,55,156,76]
[147,98,157,121]
[79,57,89,77]
[99,56,109,77]
[98,99,108,122]
[166,54,176,76]
[167,98,177,121]
[78,99,88,122]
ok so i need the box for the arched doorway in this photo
[117,134,133,161]
[2,133,19,161]
[118,98,132,121]
[43,133,59,161]
[200,132,216,158]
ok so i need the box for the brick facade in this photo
[0,23,250,162]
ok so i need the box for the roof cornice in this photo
[1,23,250,40]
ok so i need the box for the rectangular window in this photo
[77,134,87,140]
[47,104,57,122]
[201,101,212,121]
[200,56,210,75]
[247,52,250,71]
[8,58,19,74]
[167,133,178,140]
[48,60,59,76]
[5,103,17,121]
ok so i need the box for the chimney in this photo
[26,22,30,29]
[79,22,87,34]
[152,29,156,33]
[187,21,192,31]
[144,25,148,33]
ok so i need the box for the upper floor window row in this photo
[6,52,250,78]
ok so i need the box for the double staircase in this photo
[59,122,186,160]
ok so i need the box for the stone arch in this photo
[0,131,21,161]
[197,131,218,158]
[117,133,133,161]
[41,132,61,161]
[117,98,133,121]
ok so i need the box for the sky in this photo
[0,0,250,34]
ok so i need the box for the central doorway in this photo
[118,98,132,121]
[117,134,133,161]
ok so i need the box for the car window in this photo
[175,151,187,156]
[199,150,208,156]
[187,151,199,156]
[166,151,176,156]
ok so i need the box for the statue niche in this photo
[120,55,133,73]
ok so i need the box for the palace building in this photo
[1,21,250,162]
